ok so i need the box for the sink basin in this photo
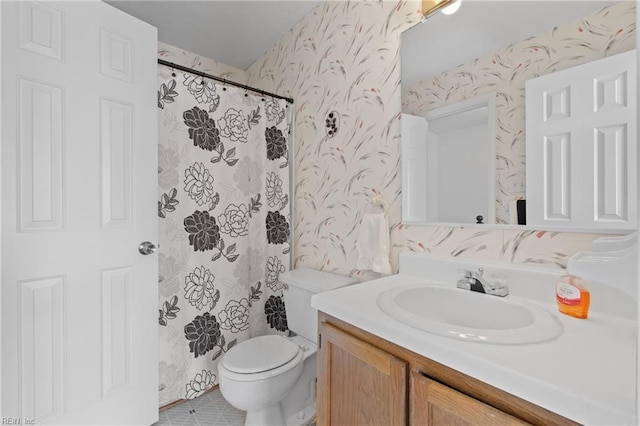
[377,284,563,344]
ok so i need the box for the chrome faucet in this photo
[456,267,509,297]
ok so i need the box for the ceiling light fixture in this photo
[421,0,461,18]
[441,0,462,15]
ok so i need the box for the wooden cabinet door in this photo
[317,321,408,426]
[411,371,530,426]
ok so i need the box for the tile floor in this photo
[154,388,245,426]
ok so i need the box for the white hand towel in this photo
[356,200,392,275]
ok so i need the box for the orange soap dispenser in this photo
[555,275,590,319]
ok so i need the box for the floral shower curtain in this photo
[156,65,292,405]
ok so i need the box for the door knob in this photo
[138,241,157,255]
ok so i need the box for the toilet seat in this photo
[218,335,304,382]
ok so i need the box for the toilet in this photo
[217,268,358,426]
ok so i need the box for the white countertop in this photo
[311,255,637,425]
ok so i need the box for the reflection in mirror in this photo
[402,94,496,224]
[401,1,636,227]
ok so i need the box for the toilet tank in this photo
[279,268,359,343]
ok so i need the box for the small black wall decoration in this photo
[325,111,339,138]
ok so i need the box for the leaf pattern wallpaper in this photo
[158,41,248,85]
[157,65,292,405]
[402,2,636,224]
[243,0,634,275]
[155,1,635,404]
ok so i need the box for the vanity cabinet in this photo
[411,371,526,425]
[317,312,578,426]
[316,321,407,425]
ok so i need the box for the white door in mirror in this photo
[401,113,429,222]
[401,94,496,225]
[526,49,637,230]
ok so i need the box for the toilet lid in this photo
[221,335,300,374]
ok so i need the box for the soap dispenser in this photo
[555,275,590,319]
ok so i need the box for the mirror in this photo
[401,0,636,227]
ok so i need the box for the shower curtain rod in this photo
[158,59,294,104]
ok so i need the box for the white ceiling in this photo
[106,0,321,70]
[108,1,625,78]
[402,0,622,88]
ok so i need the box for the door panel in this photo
[595,125,628,221]
[2,1,158,424]
[18,77,65,231]
[20,276,65,422]
[543,133,571,221]
[100,98,133,227]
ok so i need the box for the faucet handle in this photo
[456,269,472,290]
[457,269,473,279]
[484,272,509,296]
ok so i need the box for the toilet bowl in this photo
[217,268,358,426]
[218,334,316,426]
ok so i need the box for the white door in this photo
[433,123,491,224]
[401,113,429,222]
[526,50,637,229]
[1,1,158,425]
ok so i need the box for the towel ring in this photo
[365,195,388,213]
